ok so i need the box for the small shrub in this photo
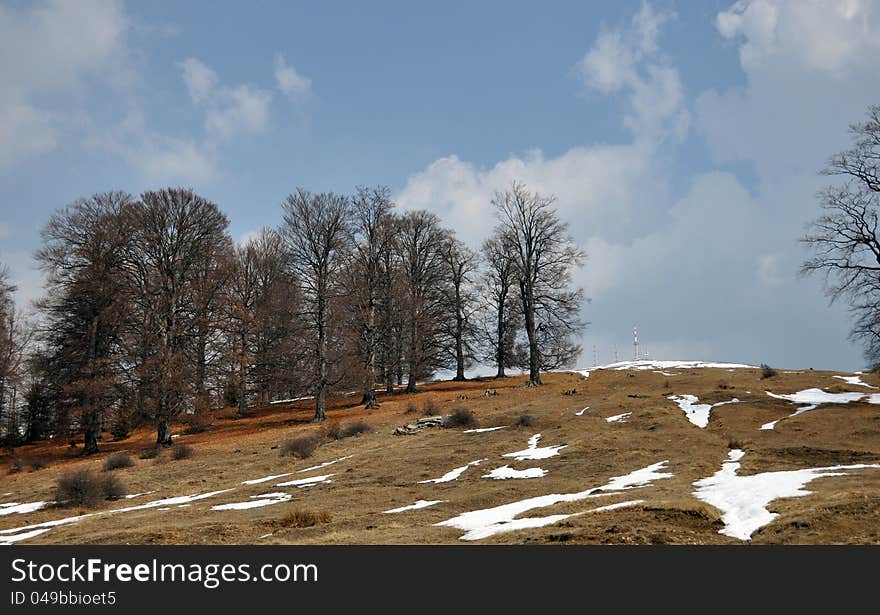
[139,448,159,460]
[515,414,534,428]
[183,412,212,435]
[443,408,477,428]
[324,420,371,440]
[280,434,321,459]
[422,399,440,416]
[54,469,126,507]
[728,437,747,450]
[171,444,194,460]
[8,458,23,474]
[404,402,418,414]
[717,381,730,390]
[30,458,47,471]
[663,380,671,389]
[103,452,134,471]
[276,509,332,528]
[760,363,777,379]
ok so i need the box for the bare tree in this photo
[345,186,395,408]
[481,235,521,378]
[803,105,880,366]
[0,266,32,444]
[34,193,134,453]
[225,242,260,417]
[438,236,480,380]
[281,189,352,421]
[492,181,586,385]
[395,210,448,393]
[123,188,232,446]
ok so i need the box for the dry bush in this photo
[54,469,126,507]
[103,452,134,471]
[404,402,418,414]
[30,459,47,471]
[139,448,159,460]
[171,444,194,460]
[275,509,332,528]
[324,420,371,440]
[8,458,23,474]
[761,363,777,379]
[280,434,322,459]
[183,412,212,435]
[422,399,440,416]
[443,408,477,428]
[515,414,534,427]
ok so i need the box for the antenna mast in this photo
[633,325,639,360]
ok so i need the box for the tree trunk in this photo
[82,410,99,455]
[156,415,173,447]
[237,333,247,418]
[314,291,327,421]
[406,313,418,393]
[521,282,542,385]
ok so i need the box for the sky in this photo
[1,0,879,370]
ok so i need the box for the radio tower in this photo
[592,345,598,366]
[633,325,639,360]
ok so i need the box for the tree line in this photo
[0,181,585,453]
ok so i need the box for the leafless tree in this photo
[480,235,522,378]
[123,188,232,446]
[803,105,880,366]
[345,186,396,408]
[438,236,480,380]
[34,193,134,453]
[492,181,586,385]
[281,189,352,421]
[395,210,449,393]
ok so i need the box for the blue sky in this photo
[2,0,880,370]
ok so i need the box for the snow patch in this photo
[606,412,631,423]
[297,455,354,473]
[276,474,333,488]
[482,465,547,480]
[212,492,293,511]
[589,360,756,372]
[0,502,51,516]
[242,472,294,485]
[383,500,445,514]
[575,407,590,416]
[502,434,567,461]
[435,461,672,541]
[833,375,876,388]
[462,426,508,434]
[693,449,880,540]
[668,395,740,428]
[419,460,486,484]
[763,388,870,429]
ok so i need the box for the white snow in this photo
[297,455,354,473]
[276,474,333,488]
[123,491,156,499]
[668,394,740,428]
[588,360,756,372]
[0,501,51,516]
[605,412,632,423]
[575,407,590,416]
[502,434,567,461]
[211,492,293,511]
[574,370,591,379]
[0,528,52,545]
[833,375,876,388]
[383,500,446,514]
[462,426,508,433]
[588,499,645,513]
[0,489,232,545]
[270,396,314,404]
[419,459,486,484]
[242,472,294,485]
[435,461,672,540]
[654,371,678,376]
[763,388,870,429]
[482,465,548,480]
[693,449,880,541]
[759,420,780,431]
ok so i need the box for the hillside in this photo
[3,362,880,545]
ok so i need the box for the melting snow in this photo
[763,388,871,429]
[575,407,590,416]
[833,375,876,388]
[462,426,508,433]
[435,461,672,540]
[668,395,740,428]
[419,460,486,484]
[589,499,645,513]
[482,465,547,480]
[0,528,53,545]
[606,412,631,423]
[276,474,333,488]
[383,500,445,514]
[0,502,51,516]
[243,472,294,485]
[297,455,354,473]
[589,360,756,372]
[502,434,567,461]
[693,449,880,541]
[212,492,293,511]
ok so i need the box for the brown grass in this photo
[272,509,333,529]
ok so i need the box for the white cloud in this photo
[180,57,219,104]
[205,85,272,140]
[576,1,687,141]
[0,0,129,170]
[275,53,312,100]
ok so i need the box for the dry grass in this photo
[103,452,135,471]
[171,444,194,460]
[54,469,126,507]
[272,509,332,529]
[3,368,880,545]
[280,434,322,459]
